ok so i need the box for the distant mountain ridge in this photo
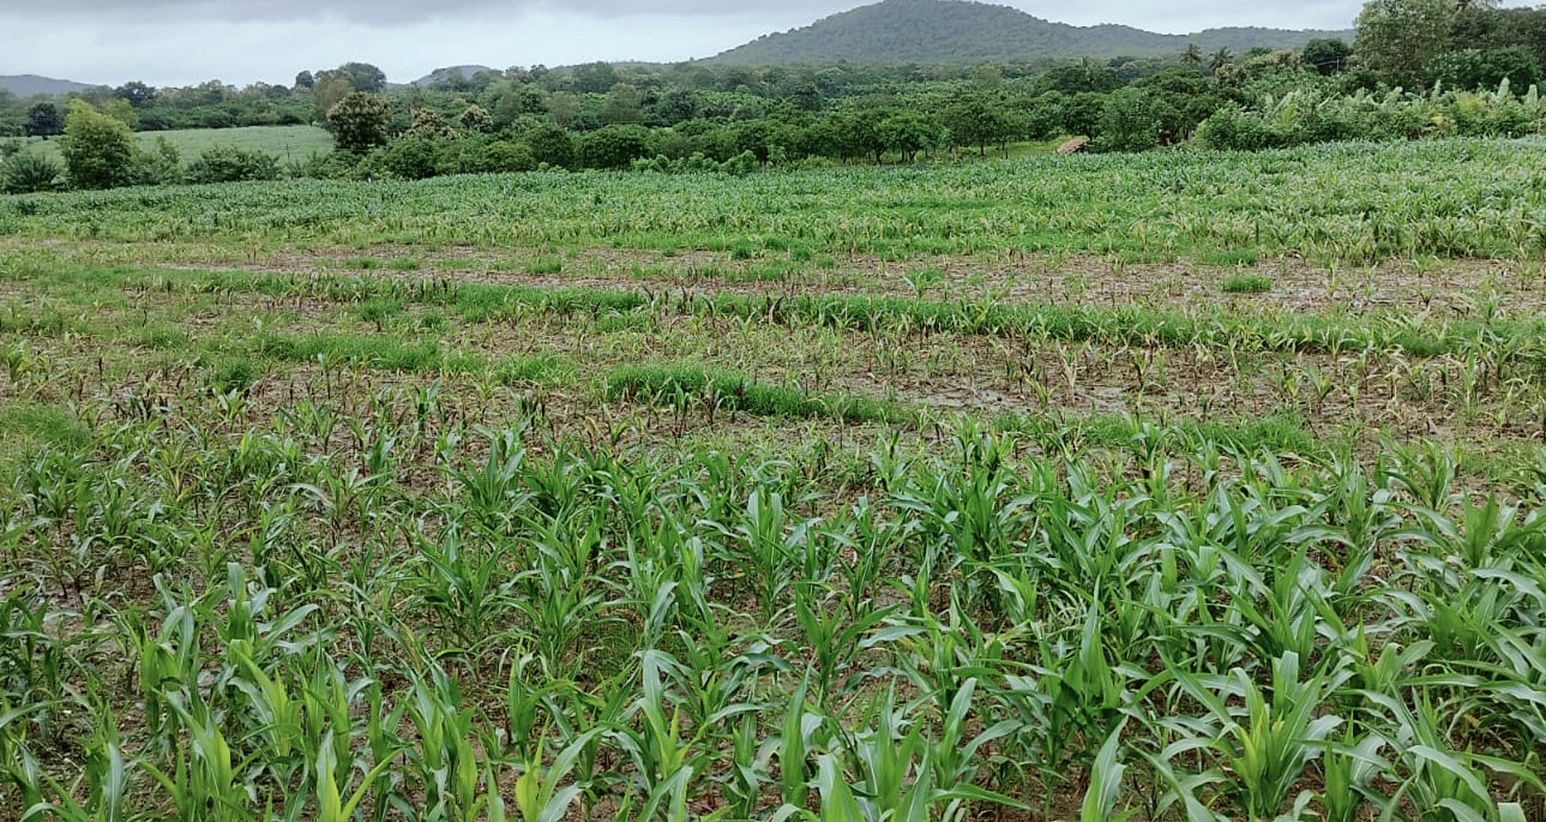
[0,74,97,97]
[709,0,1353,65]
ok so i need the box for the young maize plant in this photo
[3,136,1546,819]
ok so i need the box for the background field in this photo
[1,137,1544,819]
[18,123,334,163]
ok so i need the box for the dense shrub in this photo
[283,150,361,180]
[186,145,280,184]
[327,93,394,154]
[457,140,537,173]
[1197,83,1546,150]
[134,136,184,186]
[359,137,449,180]
[60,101,137,190]
[525,124,575,169]
[1,152,64,194]
[1428,48,1542,93]
[1094,88,1172,152]
[630,150,760,176]
[577,124,654,170]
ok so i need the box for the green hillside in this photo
[709,0,1352,65]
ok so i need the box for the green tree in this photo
[404,108,461,141]
[600,83,645,125]
[1303,38,1353,75]
[1356,0,1459,87]
[327,93,394,153]
[573,62,620,94]
[334,62,387,93]
[313,73,355,120]
[60,100,137,189]
[23,102,63,137]
[546,92,580,129]
[114,81,157,107]
[576,124,653,169]
[361,137,447,180]
[135,136,183,186]
[876,110,947,163]
[102,98,140,130]
[186,146,280,184]
[525,124,575,168]
[1093,88,1172,153]
[1428,46,1541,90]
[648,88,700,125]
[459,104,493,133]
[1209,47,1235,75]
[489,82,547,127]
[944,93,1016,156]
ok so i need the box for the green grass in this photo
[254,332,444,372]
[0,402,90,452]
[1223,273,1274,294]
[606,363,911,424]
[10,261,1542,361]
[24,125,333,164]
[8,138,1546,266]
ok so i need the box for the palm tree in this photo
[1182,43,1203,68]
[1209,47,1234,75]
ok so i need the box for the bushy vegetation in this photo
[185,144,282,184]
[1199,81,1546,150]
[8,137,1546,268]
[57,99,137,189]
[0,150,62,194]
[3,2,1545,193]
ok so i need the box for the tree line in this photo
[4,0,1546,193]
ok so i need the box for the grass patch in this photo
[606,364,910,424]
[994,409,1319,456]
[1223,273,1274,294]
[494,354,574,386]
[0,403,91,453]
[355,298,405,327]
[528,257,565,275]
[14,262,1544,362]
[208,357,263,394]
[139,323,189,350]
[256,332,443,372]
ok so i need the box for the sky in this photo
[0,0,1373,87]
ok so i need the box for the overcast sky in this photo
[2,0,1373,87]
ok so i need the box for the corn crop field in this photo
[0,137,1544,820]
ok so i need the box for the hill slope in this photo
[412,65,499,88]
[0,74,96,97]
[709,0,1351,65]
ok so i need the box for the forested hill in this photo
[709,0,1352,65]
[0,75,96,96]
